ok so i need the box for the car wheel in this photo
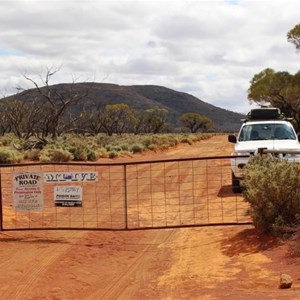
[232,172,242,193]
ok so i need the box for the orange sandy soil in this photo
[0,135,300,300]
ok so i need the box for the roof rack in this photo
[242,107,287,122]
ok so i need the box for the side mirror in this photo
[228,134,237,143]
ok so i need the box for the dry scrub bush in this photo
[243,155,300,235]
[24,149,41,161]
[108,150,119,158]
[96,147,108,158]
[0,148,23,163]
[0,133,214,162]
[59,136,98,161]
[130,144,144,153]
[39,148,74,162]
[0,134,18,147]
[180,137,193,145]
[288,227,300,257]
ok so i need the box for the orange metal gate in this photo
[0,156,251,231]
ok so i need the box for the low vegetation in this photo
[242,155,300,236]
[0,133,214,163]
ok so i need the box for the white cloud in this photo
[0,0,299,113]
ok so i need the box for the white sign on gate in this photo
[54,186,83,207]
[44,172,98,183]
[13,172,43,211]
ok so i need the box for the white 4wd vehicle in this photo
[228,108,300,193]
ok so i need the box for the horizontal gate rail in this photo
[0,154,250,167]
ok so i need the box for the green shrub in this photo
[130,143,144,153]
[143,137,153,147]
[0,148,23,163]
[157,143,169,150]
[0,134,18,147]
[243,155,300,235]
[0,133,215,162]
[108,150,119,158]
[146,144,158,151]
[119,143,129,151]
[112,146,122,152]
[119,150,132,157]
[105,144,112,151]
[40,149,74,162]
[168,136,180,146]
[67,145,88,161]
[180,137,192,145]
[87,149,97,161]
[24,150,41,161]
[96,147,108,158]
[59,136,101,161]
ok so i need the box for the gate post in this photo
[124,164,128,230]
[257,147,267,155]
[0,170,3,231]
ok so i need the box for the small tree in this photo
[99,103,137,136]
[2,99,43,139]
[248,68,300,131]
[180,112,214,133]
[20,67,90,139]
[0,101,12,136]
[138,106,169,134]
[287,23,300,50]
[79,109,103,135]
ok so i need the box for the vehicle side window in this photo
[239,126,249,141]
[239,125,261,141]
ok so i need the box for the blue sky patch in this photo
[0,47,22,56]
[225,0,240,5]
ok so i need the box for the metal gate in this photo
[0,156,251,231]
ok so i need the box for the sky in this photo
[0,0,299,114]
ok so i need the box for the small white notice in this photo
[54,186,83,207]
[13,172,43,211]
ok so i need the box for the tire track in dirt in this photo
[0,231,87,299]
[85,229,176,300]
[156,226,242,299]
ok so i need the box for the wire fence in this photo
[0,156,251,231]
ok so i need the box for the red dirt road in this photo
[0,135,299,300]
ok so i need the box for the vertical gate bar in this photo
[137,165,140,228]
[95,166,99,228]
[206,159,209,223]
[234,159,239,223]
[236,192,239,223]
[108,166,112,228]
[163,162,167,227]
[0,169,3,231]
[124,164,128,230]
[178,161,181,226]
[192,160,196,225]
[150,163,153,228]
[221,158,224,223]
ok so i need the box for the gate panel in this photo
[125,157,250,229]
[0,164,126,230]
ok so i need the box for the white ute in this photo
[228,107,300,193]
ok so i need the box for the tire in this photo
[232,172,242,193]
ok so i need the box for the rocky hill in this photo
[9,82,245,132]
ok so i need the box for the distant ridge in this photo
[8,82,245,132]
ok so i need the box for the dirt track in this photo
[0,135,300,299]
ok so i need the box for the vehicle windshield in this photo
[239,123,296,141]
